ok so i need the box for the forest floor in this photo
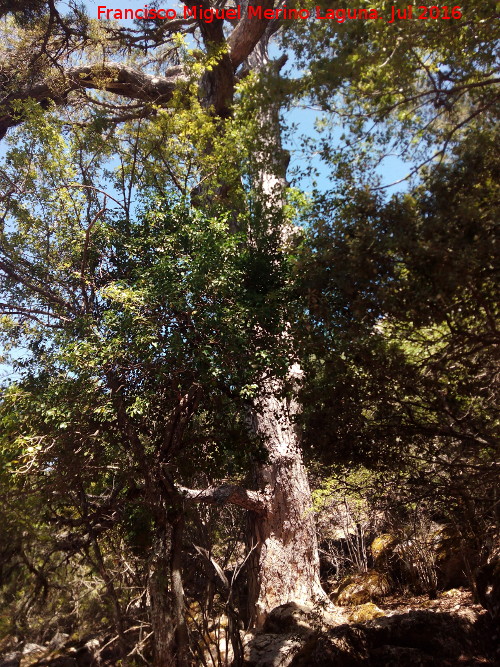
[337,588,499,665]
[1,588,498,666]
[244,587,499,666]
[382,589,499,662]
[379,587,485,617]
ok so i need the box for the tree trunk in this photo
[149,523,176,667]
[246,373,323,628]
[168,507,189,667]
[243,31,324,628]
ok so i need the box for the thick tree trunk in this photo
[242,32,325,628]
[246,373,323,628]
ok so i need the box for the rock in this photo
[243,597,496,666]
[371,534,398,565]
[291,607,494,665]
[47,633,69,651]
[348,603,386,623]
[83,638,99,653]
[263,602,344,635]
[290,626,370,666]
[475,553,500,621]
[440,588,461,598]
[20,645,43,655]
[370,524,477,594]
[371,645,436,666]
[263,602,318,635]
[243,632,306,667]
[19,644,46,667]
[432,525,474,589]
[334,570,391,606]
[244,602,348,666]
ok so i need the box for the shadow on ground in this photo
[244,602,498,666]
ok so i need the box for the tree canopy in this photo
[0,2,498,665]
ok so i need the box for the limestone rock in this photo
[243,632,306,667]
[475,553,500,621]
[370,525,478,593]
[432,525,473,589]
[19,644,45,667]
[244,595,495,666]
[371,645,437,666]
[348,603,386,623]
[263,602,319,635]
[244,602,347,666]
[440,588,461,598]
[47,633,69,651]
[290,625,370,666]
[334,570,391,606]
[371,534,398,565]
[292,607,493,665]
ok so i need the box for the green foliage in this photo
[297,127,499,541]
[0,106,297,650]
[282,0,499,184]
[0,97,299,476]
[0,1,498,654]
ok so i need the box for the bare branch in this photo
[228,0,275,68]
[179,484,267,514]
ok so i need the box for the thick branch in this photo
[161,384,201,460]
[0,63,186,138]
[179,484,267,514]
[0,258,76,314]
[228,0,275,68]
[0,2,281,136]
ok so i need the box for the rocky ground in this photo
[1,589,498,666]
[243,589,499,666]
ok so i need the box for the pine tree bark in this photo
[246,374,323,628]
[243,33,324,628]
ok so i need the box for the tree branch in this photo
[0,63,186,138]
[0,258,76,314]
[228,0,275,68]
[179,484,267,514]
[0,2,282,135]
